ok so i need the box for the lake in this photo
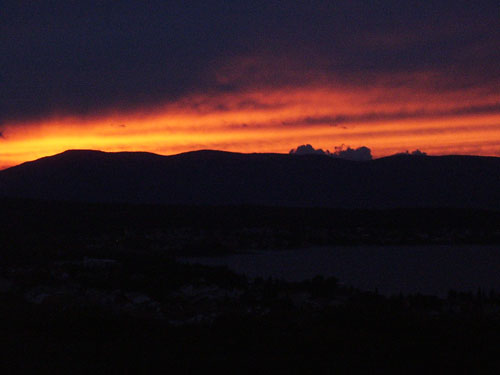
[179,245,500,296]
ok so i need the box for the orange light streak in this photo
[1,85,499,169]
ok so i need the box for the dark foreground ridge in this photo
[0,198,499,373]
[1,149,499,208]
[4,253,500,374]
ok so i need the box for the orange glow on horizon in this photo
[1,84,499,169]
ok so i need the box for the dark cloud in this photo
[332,146,373,161]
[1,0,498,125]
[180,97,287,114]
[290,144,373,161]
[282,103,500,127]
[410,149,427,156]
[289,144,328,155]
[398,149,428,156]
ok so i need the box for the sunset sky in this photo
[1,1,499,169]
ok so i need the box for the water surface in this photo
[180,245,500,296]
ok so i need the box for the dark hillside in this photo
[0,150,498,209]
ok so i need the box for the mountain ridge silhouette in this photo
[0,150,498,209]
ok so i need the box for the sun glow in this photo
[1,84,499,169]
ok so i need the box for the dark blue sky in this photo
[2,0,499,125]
